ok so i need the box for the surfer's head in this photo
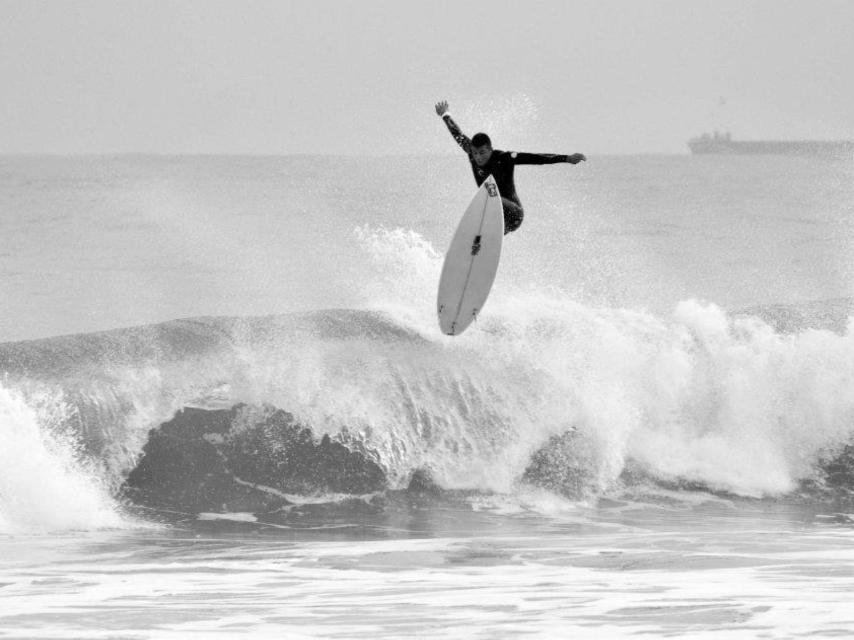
[471,133,493,167]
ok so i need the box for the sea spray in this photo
[0,383,124,533]
[353,225,854,497]
[354,225,443,334]
[0,225,852,520]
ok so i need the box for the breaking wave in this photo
[1,227,853,533]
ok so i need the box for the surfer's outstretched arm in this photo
[513,152,587,165]
[435,101,471,154]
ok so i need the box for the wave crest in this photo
[1,226,854,530]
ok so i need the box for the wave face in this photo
[2,227,854,532]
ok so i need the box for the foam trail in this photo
[0,384,126,534]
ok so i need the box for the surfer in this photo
[435,100,586,233]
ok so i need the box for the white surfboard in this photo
[437,175,504,336]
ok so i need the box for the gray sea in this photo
[2,153,854,638]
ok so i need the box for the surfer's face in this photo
[471,144,493,167]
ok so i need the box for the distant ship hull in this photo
[688,136,854,158]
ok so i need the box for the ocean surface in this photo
[1,153,854,638]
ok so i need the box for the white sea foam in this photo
[1,223,852,535]
[352,225,854,497]
[0,384,126,534]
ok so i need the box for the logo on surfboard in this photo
[486,183,498,197]
[471,235,482,255]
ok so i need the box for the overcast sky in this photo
[2,0,853,154]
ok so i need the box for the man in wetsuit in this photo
[435,100,586,234]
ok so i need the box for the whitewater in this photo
[2,153,854,638]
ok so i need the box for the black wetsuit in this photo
[441,113,572,233]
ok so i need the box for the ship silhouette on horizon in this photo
[688,131,854,157]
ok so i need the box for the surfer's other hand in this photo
[566,153,586,164]
[435,101,449,117]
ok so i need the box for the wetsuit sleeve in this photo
[511,152,571,165]
[440,113,472,154]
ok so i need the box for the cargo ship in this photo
[688,132,854,157]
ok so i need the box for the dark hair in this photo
[471,132,492,148]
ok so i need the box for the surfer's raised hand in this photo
[566,153,586,164]
[435,101,449,117]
